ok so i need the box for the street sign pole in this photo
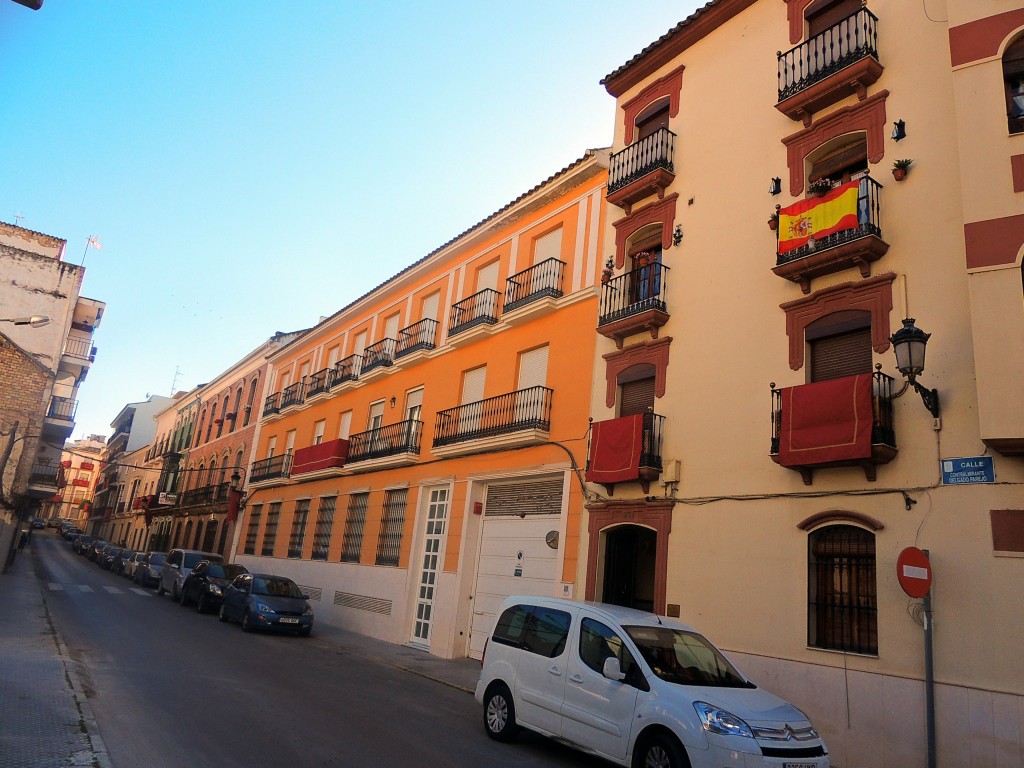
[923,550,936,768]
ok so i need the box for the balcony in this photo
[503,258,565,317]
[776,8,881,126]
[263,392,281,417]
[395,318,438,360]
[347,420,422,467]
[178,482,231,507]
[597,263,670,349]
[773,177,888,293]
[306,368,330,398]
[250,454,292,484]
[62,335,97,362]
[606,128,676,214]
[433,386,553,456]
[586,412,665,494]
[280,381,305,409]
[43,396,77,439]
[291,438,349,477]
[362,338,398,375]
[770,371,896,484]
[332,354,363,386]
[448,289,500,339]
[27,462,65,498]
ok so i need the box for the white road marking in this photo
[129,588,153,597]
[77,585,94,592]
[103,586,123,594]
[48,582,64,591]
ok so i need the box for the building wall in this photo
[585,1,1024,766]
[239,154,606,657]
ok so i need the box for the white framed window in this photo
[285,429,296,454]
[267,436,277,458]
[313,420,326,445]
[339,410,353,440]
[532,227,563,265]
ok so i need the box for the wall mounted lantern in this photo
[892,119,907,142]
[769,177,782,195]
[890,317,940,417]
[672,225,683,247]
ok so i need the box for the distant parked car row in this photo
[61,535,314,637]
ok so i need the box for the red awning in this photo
[778,373,874,467]
[292,438,349,475]
[586,414,644,484]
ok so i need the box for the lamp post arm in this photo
[912,381,941,419]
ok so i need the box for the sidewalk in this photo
[0,543,480,767]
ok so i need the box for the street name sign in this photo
[940,456,994,485]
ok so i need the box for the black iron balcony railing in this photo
[281,381,305,409]
[29,462,62,487]
[395,318,438,359]
[778,8,879,102]
[608,127,676,194]
[770,371,896,454]
[776,176,882,266]
[62,336,95,360]
[47,396,78,421]
[638,412,666,472]
[504,258,566,313]
[263,392,281,417]
[332,354,363,385]
[433,386,553,448]
[307,368,330,397]
[178,481,231,506]
[250,454,292,483]
[448,289,500,337]
[362,338,398,374]
[347,420,423,463]
[598,263,670,327]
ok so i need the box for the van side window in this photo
[579,618,638,677]
[492,604,572,658]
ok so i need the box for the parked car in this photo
[66,532,83,548]
[111,548,134,576]
[158,549,223,600]
[218,573,313,636]
[134,551,167,588]
[123,552,147,580]
[87,539,109,562]
[97,545,123,569]
[180,561,249,613]
[476,597,830,768]
[32,518,46,529]
[73,535,97,555]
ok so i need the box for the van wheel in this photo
[241,609,253,633]
[636,733,690,768]
[218,604,229,623]
[483,684,519,742]
[196,593,207,614]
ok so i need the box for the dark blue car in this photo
[218,573,313,636]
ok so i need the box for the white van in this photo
[475,596,829,768]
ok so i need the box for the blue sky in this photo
[1,1,699,440]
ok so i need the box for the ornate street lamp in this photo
[890,318,940,417]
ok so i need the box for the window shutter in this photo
[517,346,549,391]
[384,314,400,339]
[421,291,440,321]
[620,377,655,416]
[533,228,562,265]
[476,261,500,292]
[461,366,486,405]
[806,0,861,37]
[810,328,872,381]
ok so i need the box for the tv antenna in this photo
[171,365,182,394]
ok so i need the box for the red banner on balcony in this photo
[778,373,874,467]
[586,414,644,484]
[778,181,859,254]
[292,438,349,476]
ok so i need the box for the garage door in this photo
[468,477,564,658]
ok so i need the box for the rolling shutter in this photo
[810,328,872,381]
[620,377,655,417]
[517,346,549,391]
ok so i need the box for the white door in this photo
[411,486,449,646]
[468,476,565,659]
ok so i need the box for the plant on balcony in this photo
[768,210,780,231]
[807,177,834,197]
[601,257,614,283]
[891,158,913,181]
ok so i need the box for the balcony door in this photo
[459,366,486,435]
[807,310,872,382]
[515,346,548,424]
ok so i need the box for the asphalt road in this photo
[34,531,595,768]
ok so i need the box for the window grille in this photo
[340,493,368,563]
[808,525,877,654]
[261,502,281,557]
[288,499,310,558]
[311,497,336,560]
[375,488,408,567]
[244,505,262,555]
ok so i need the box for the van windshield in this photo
[623,626,754,689]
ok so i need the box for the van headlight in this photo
[693,701,754,738]
[257,603,275,613]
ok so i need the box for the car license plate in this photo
[783,763,819,768]
[279,617,299,624]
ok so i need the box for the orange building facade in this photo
[236,151,608,659]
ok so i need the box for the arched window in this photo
[230,387,243,433]
[244,377,259,427]
[617,363,656,417]
[1004,34,1024,134]
[808,524,877,654]
[805,0,861,38]
[208,457,218,486]
[806,309,872,382]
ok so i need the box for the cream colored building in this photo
[582,1,1024,766]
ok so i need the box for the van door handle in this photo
[548,666,562,677]
[569,674,584,684]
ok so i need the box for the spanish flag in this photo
[778,180,860,255]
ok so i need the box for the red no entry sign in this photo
[897,547,932,598]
